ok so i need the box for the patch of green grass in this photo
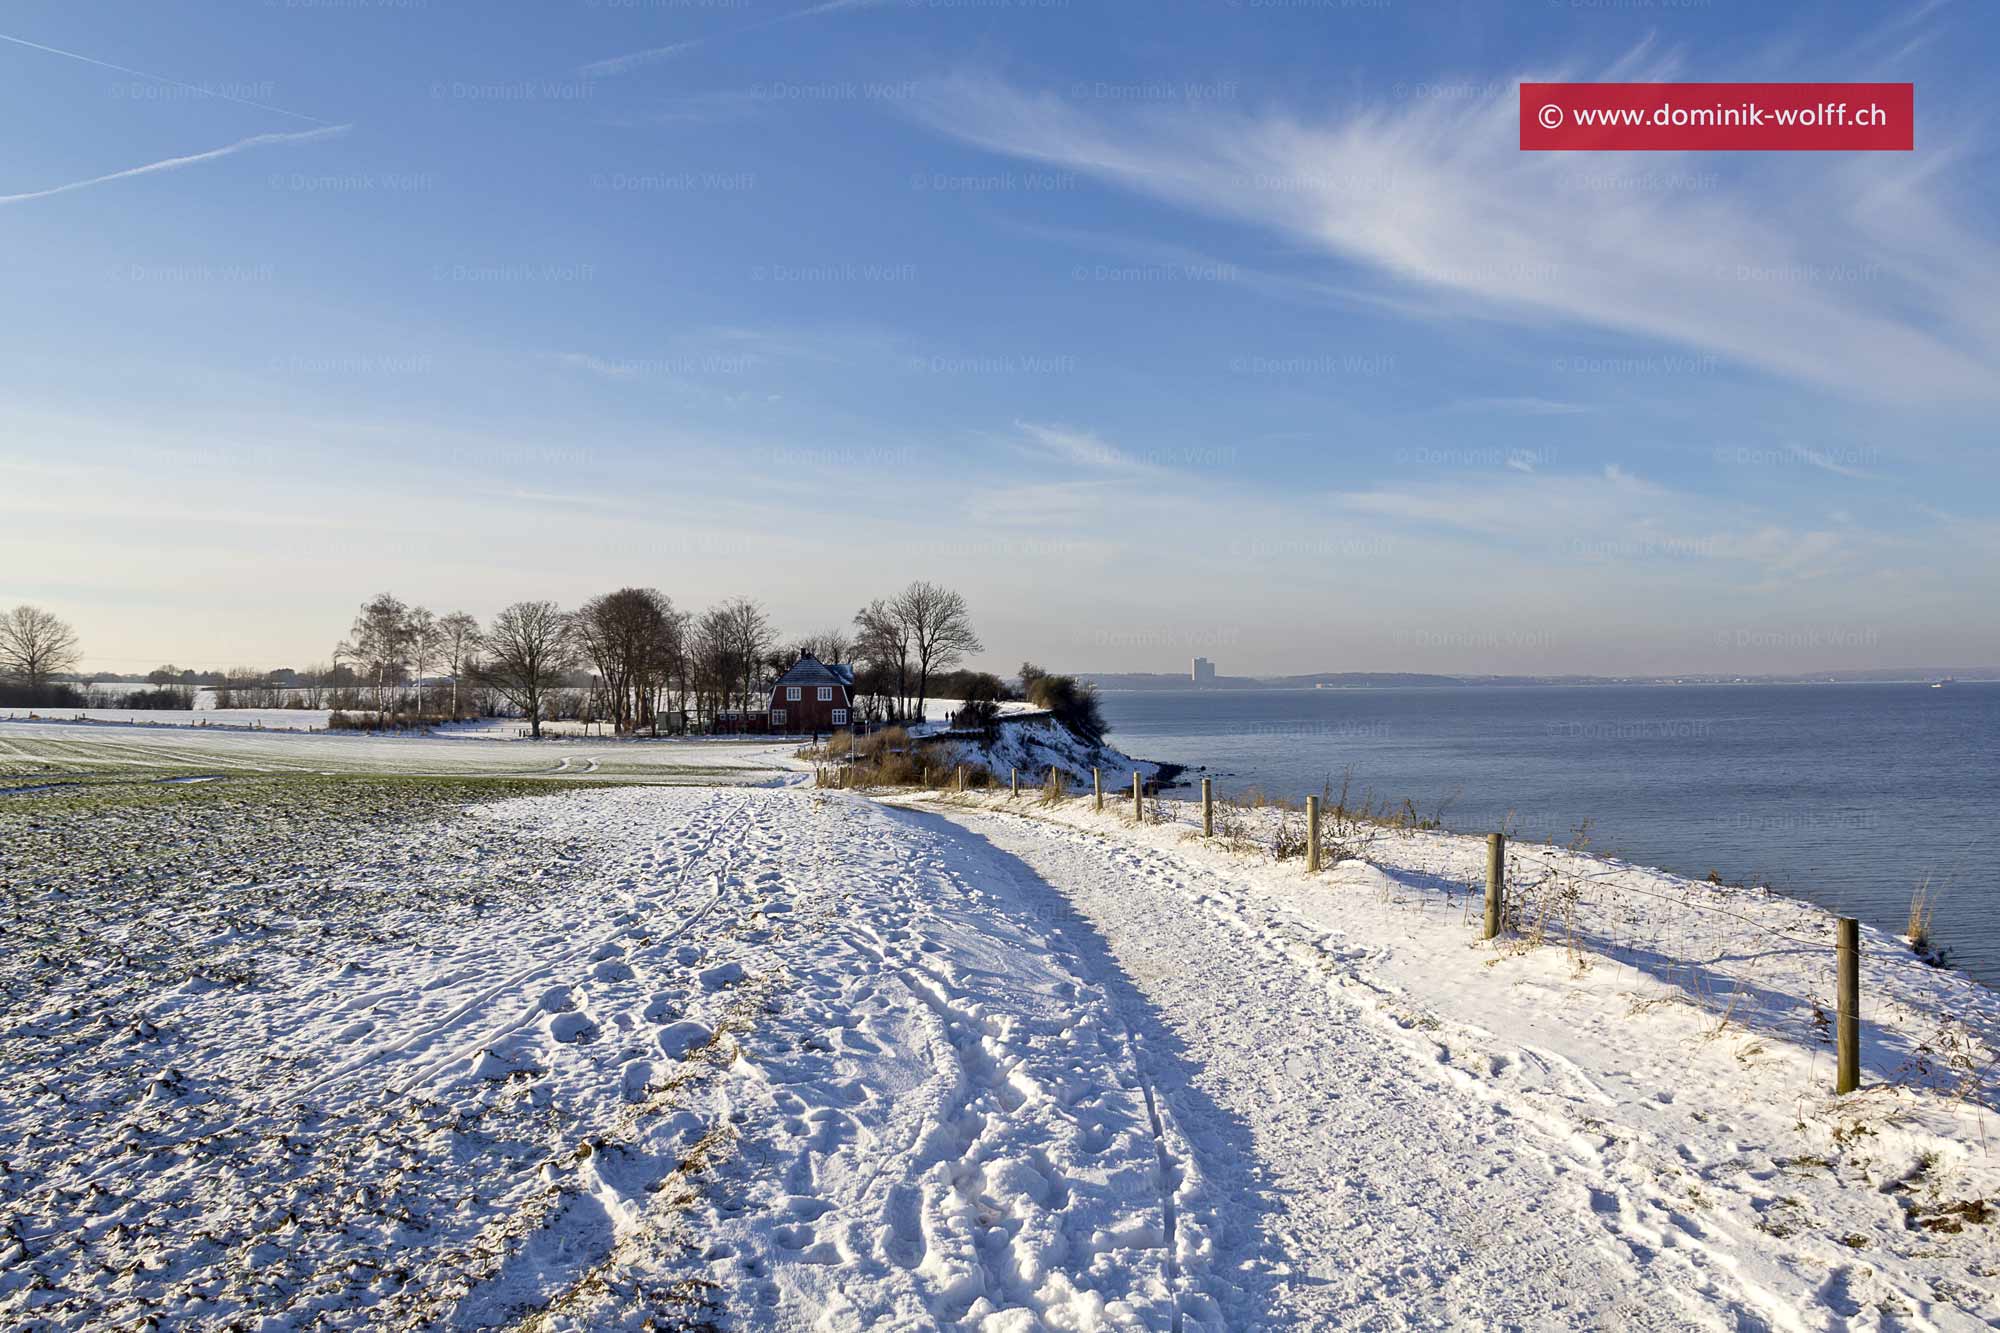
[1,773,581,975]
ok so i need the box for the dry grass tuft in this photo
[1907,879,1938,958]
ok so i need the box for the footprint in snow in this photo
[620,1059,656,1102]
[472,1046,539,1080]
[659,1020,712,1060]
[783,1196,834,1220]
[699,961,747,990]
[546,1011,597,1044]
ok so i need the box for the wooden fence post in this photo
[1484,833,1505,939]
[1132,771,1143,822]
[1010,766,1017,797]
[1837,917,1860,1094]
[955,764,965,793]
[1202,778,1213,837]
[1306,795,1320,871]
[1094,767,1102,812]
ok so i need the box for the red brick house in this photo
[766,653,855,735]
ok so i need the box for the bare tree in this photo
[0,606,81,689]
[297,663,331,709]
[661,607,695,733]
[436,611,481,718]
[714,597,775,715]
[690,606,737,729]
[574,588,679,734]
[478,601,576,739]
[791,628,853,666]
[892,581,982,721]
[336,593,411,712]
[852,598,911,720]
[403,607,442,715]
[638,598,684,736]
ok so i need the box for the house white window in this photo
[817,686,833,702]
[830,709,848,726]
[786,686,801,701]
[770,709,787,726]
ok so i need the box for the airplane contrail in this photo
[0,30,334,125]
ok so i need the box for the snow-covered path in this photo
[894,803,1758,1331]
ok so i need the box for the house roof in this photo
[772,653,854,689]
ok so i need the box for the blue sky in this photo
[3,0,1996,677]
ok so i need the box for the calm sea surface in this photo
[1099,683,2000,988]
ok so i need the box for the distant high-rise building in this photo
[1192,656,1216,686]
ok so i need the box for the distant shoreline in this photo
[1085,675,1997,692]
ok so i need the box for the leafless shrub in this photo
[1510,821,1593,969]
[1271,809,1307,861]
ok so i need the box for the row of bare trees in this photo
[337,594,483,717]
[325,581,984,738]
[0,586,988,737]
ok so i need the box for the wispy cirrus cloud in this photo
[1331,463,1874,585]
[1447,396,1593,417]
[905,63,2000,404]
[1788,443,1881,480]
[0,124,350,206]
[581,0,890,77]
[1012,420,1148,473]
[553,351,642,379]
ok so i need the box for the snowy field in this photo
[0,704,340,731]
[0,719,802,787]
[0,694,1041,736]
[0,707,729,738]
[3,724,1997,1329]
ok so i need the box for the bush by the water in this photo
[107,687,193,710]
[328,710,463,733]
[805,727,1004,790]
[0,683,88,709]
[1024,670,1106,744]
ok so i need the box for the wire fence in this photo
[916,764,2000,1112]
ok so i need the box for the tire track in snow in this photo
[1126,1021,1185,1333]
